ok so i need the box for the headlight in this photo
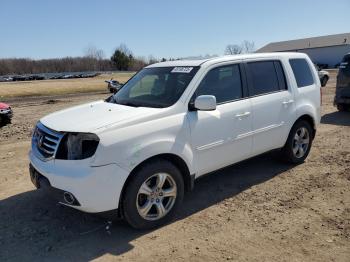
[56,133,99,160]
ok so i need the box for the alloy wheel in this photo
[136,173,177,221]
[292,127,310,158]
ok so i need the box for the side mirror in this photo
[194,95,216,111]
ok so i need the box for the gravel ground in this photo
[0,71,349,262]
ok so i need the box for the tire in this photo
[337,104,347,112]
[281,120,313,164]
[122,159,184,229]
[321,76,329,87]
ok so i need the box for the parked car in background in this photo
[318,69,329,87]
[0,76,13,82]
[105,79,123,93]
[314,64,329,87]
[335,53,350,111]
[29,53,321,229]
[0,102,13,125]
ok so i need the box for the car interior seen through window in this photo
[195,64,243,104]
[289,58,315,88]
[114,66,199,108]
[247,60,286,96]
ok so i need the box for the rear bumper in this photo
[334,97,350,105]
[29,150,130,213]
[334,87,350,105]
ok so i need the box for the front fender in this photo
[91,113,195,175]
[125,139,195,173]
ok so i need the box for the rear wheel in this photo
[282,120,313,164]
[122,160,184,229]
[337,103,348,112]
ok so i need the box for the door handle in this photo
[235,112,251,119]
[282,99,294,105]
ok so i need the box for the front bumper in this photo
[29,150,130,213]
[29,164,81,206]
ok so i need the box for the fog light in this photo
[63,191,75,205]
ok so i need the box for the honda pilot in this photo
[29,53,321,229]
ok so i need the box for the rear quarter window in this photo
[289,58,314,88]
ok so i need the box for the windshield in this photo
[111,66,199,108]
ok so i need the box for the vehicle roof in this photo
[146,52,309,68]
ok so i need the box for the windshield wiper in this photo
[115,99,165,108]
[117,101,140,107]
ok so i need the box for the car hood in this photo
[40,100,159,133]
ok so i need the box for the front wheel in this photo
[122,160,184,229]
[281,120,313,164]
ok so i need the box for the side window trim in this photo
[273,61,288,91]
[239,63,250,98]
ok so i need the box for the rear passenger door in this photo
[245,60,296,155]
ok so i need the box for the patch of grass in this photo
[0,72,135,98]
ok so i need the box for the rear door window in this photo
[246,61,285,96]
[289,59,315,87]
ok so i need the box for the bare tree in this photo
[116,43,133,56]
[225,40,255,55]
[84,45,105,60]
[147,55,159,65]
[225,44,243,55]
[241,40,255,53]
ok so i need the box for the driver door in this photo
[187,63,253,176]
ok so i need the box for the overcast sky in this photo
[0,0,349,59]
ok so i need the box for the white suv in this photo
[29,53,321,229]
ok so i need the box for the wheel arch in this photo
[294,114,316,138]
[117,153,194,218]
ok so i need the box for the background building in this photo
[257,33,350,68]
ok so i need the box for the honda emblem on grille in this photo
[38,133,44,148]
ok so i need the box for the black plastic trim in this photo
[29,164,81,206]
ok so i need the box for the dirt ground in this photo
[0,71,349,262]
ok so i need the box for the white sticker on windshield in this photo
[171,67,193,73]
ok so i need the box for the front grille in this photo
[32,122,64,161]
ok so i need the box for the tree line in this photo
[0,57,115,75]
[0,41,255,76]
